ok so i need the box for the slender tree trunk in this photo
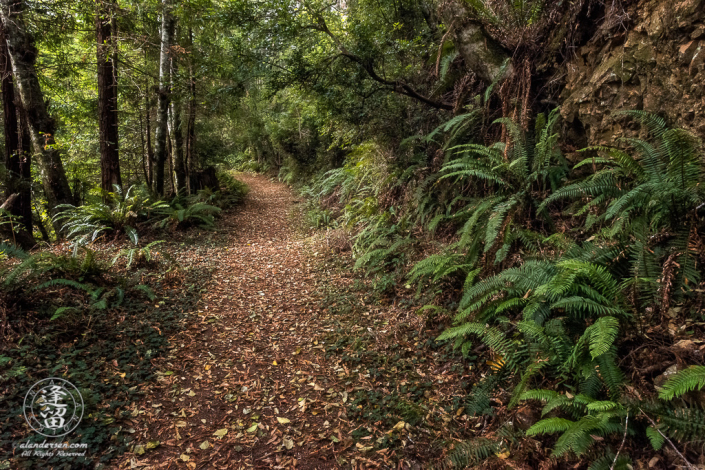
[167,129,175,196]
[16,98,33,242]
[0,0,73,215]
[32,204,49,241]
[138,108,149,185]
[185,27,196,194]
[145,89,154,188]
[154,0,175,196]
[96,0,122,195]
[168,42,186,195]
[18,104,33,224]
[0,25,18,180]
[0,21,33,247]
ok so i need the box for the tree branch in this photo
[306,16,453,110]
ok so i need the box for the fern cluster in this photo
[54,184,166,248]
[0,242,156,322]
[298,110,705,467]
[439,257,628,404]
[521,381,705,463]
[425,111,704,467]
[0,243,156,320]
[56,176,245,249]
[543,110,704,307]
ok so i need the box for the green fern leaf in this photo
[646,426,664,450]
[585,316,620,359]
[658,366,705,400]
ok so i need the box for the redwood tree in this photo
[96,0,122,195]
[0,0,73,214]
[153,0,175,196]
[185,27,196,194]
[168,35,186,195]
[0,21,33,247]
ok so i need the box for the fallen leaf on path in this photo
[146,441,160,450]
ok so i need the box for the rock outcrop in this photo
[560,0,705,143]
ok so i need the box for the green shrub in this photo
[112,238,167,270]
[217,171,249,202]
[154,201,221,229]
[54,185,167,248]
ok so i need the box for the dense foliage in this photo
[1,0,704,468]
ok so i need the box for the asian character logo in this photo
[24,378,84,437]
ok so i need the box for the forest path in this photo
[117,174,350,469]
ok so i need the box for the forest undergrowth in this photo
[6,0,705,468]
[287,108,705,470]
[0,174,248,468]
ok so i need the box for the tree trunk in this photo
[153,0,175,196]
[167,128,175,196]
[168,42,186,195]
[145,89,154,188]
[18,103,33,229]
[191,167,219,192]
[185,27,196,194]
[0,194,34,247]
[440,1,512,85]
[139,107,148,185]
[96,0,122,196]
[0,21,33,247]
[0,0,73,214]
[169,105,185,195]
[32,204,50,241]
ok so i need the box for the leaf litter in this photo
[117,175,481,469]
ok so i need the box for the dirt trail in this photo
[117,175,350,469]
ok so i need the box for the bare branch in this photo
[639,409,695,470]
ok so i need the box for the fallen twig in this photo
[610,412,628,470]
[639,408,695,470]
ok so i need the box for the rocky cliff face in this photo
[560,0,705,143]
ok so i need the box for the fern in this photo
[55,184,163,247]
[437,322,514,360]
[464,375,499,417]
[155,201,221,229]
[437,110,567,267]
[113,240,166,269]
[32,278,94,293]
[526,417,575,436]
[0,242,29,260]
[584,316,620,359]
[50,306,78,321]
[658,366,705,400]
[134,284,156,300]
[543,112,704,304]
[445,438,502,468]
[647,403,705,443]
[408,251,470,286]
[587,452,632,470]
[527,397,627,457]
[645,426,664,450]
